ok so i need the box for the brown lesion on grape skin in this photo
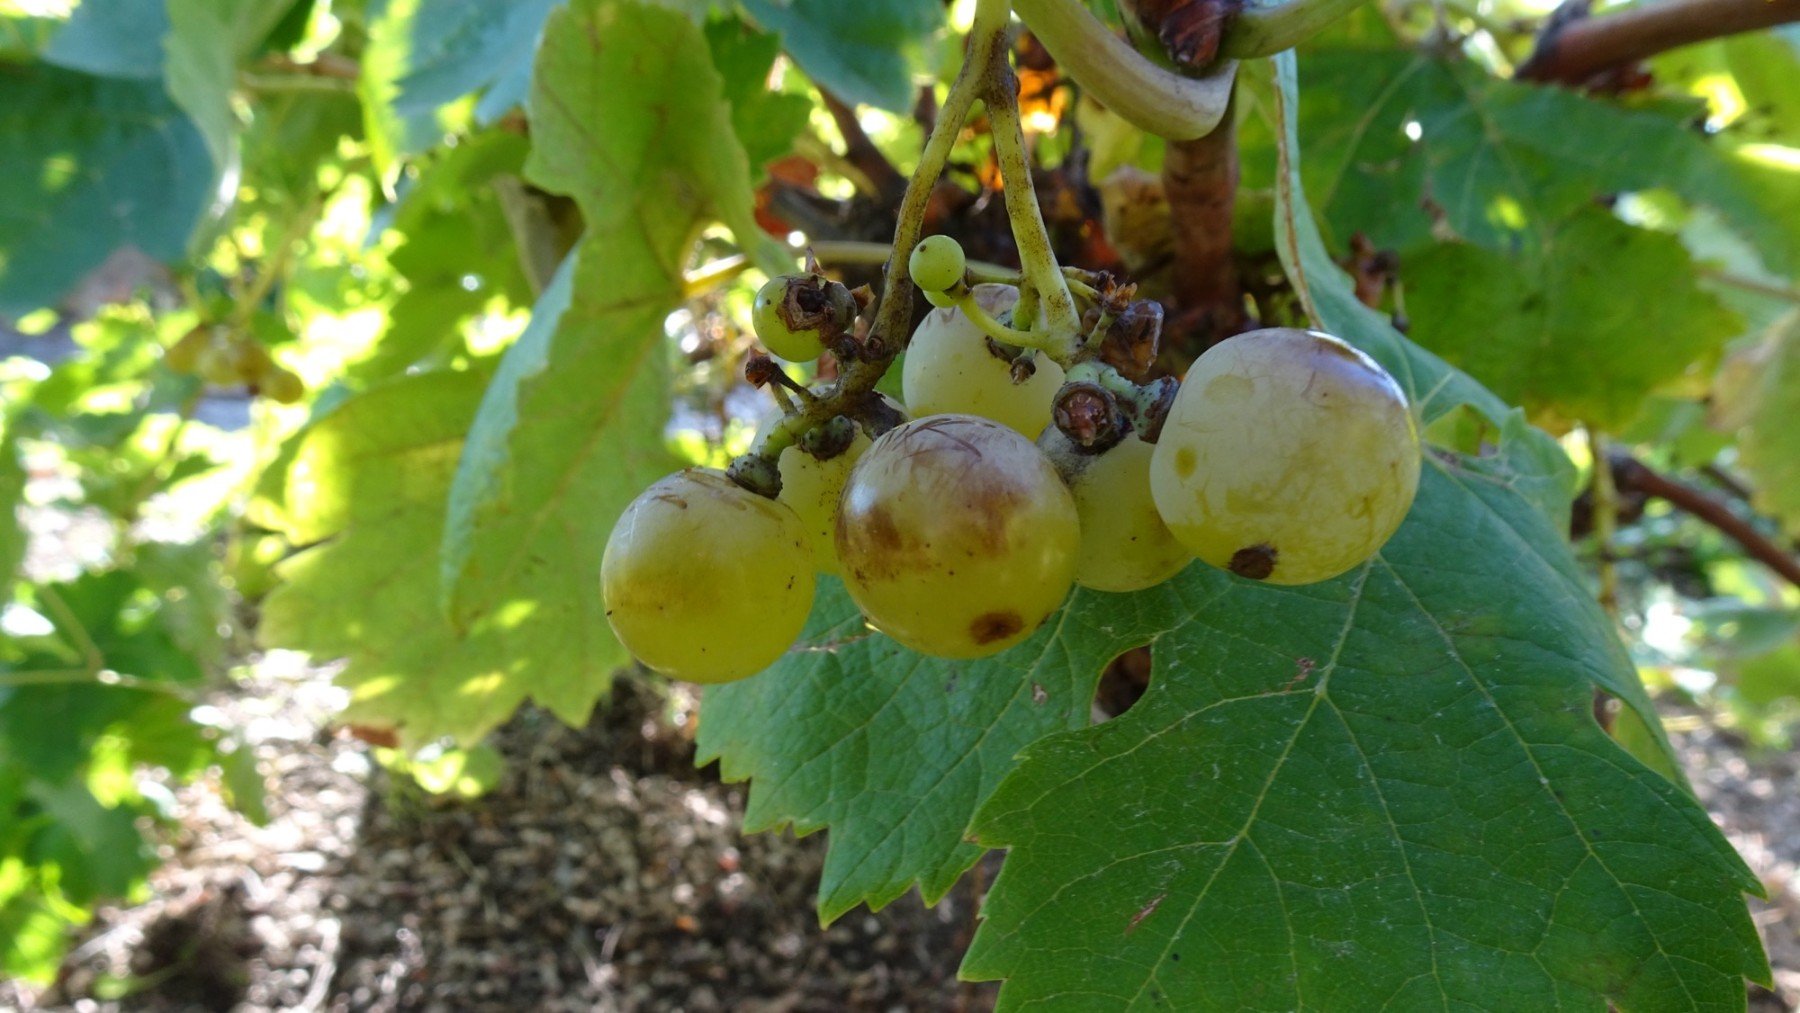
[1229,543,1277,580]
[861,506,906,553]
[970,611,1023,645]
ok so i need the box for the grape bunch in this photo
[166,324,306,404]
[602,237,1421,684]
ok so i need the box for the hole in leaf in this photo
[1593,689,1618,734]
[1092,646,1153,724]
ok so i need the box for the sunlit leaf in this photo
[437,0,784,733]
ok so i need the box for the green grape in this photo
[261,366,306,405]
[909,234,966,293]
[901,284,1066,438]
[1149,328,1420,586]
[752,275,825,362]
[767,419,874,576]
[837,414,1079,658]
[164,325,212,374]
[1041,429,1190,592]
[231,340,275,383]
[602,469,816,683]
[196,343,242,386]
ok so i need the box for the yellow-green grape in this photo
[1149,328,1421,585]
[196,342,241,386]
[837,414,1079,658]
[1041,429,1190,592]
[901,284,1066,438]
[909,234,966,293]
[752,275,825,362]
[164,326,212,374]
[602,469,816,684]
[231,340,275,383]
[773,428,872,577]
[759,396,909,574]
[261,366,306,405]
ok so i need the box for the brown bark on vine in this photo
[1159,92,1245,365]
[1518,0,1800,85]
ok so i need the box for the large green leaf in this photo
[436,0,780,710]
[1,570,206,784]
[41,0,166,79]
[261,370,610,742]
[954,54,1765,1010]
[388,0,559,118]
[1404,209,1743,428]
[358,0,450,177]
[364,130,535,380]
[164,0,297,168]
[1297,45,1786,270]
[0,66,213,316]
[741,0,942,112]
[698,577,1176,921]
[1273,39,1754,427]
[706,17,814,178]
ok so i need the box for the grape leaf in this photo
[1734,311,1800,536]
[0,67,213,316]
[359,0,452,177]
[41,0,167,79]
[741,0,942,112]
[368,130,535,380]
[1296,45,1787,271]
[261,370,611,743]
[437,0,782,718]
[164,0,297,169]
[387,0,559,115]
[1403,209,1743,428]
[953,54,1765,1011]
[1264,39,1750,429]
[697,578,1178,921]
[706,18,814,178]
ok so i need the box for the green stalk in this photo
[983,82,1084,361]
[1013,0,1236,140]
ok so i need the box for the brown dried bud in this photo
[1121,0,1243,71]
[1008,352,1039,385]
[744,352,782,389]
[1053,381,1128,453]
[1097,300,1164,382]
[776,274,861,342]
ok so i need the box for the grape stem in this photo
[1013,0,1237,140]
[682,242,1102,300]
[941,284,1050,350]
[980,65,1085,360]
